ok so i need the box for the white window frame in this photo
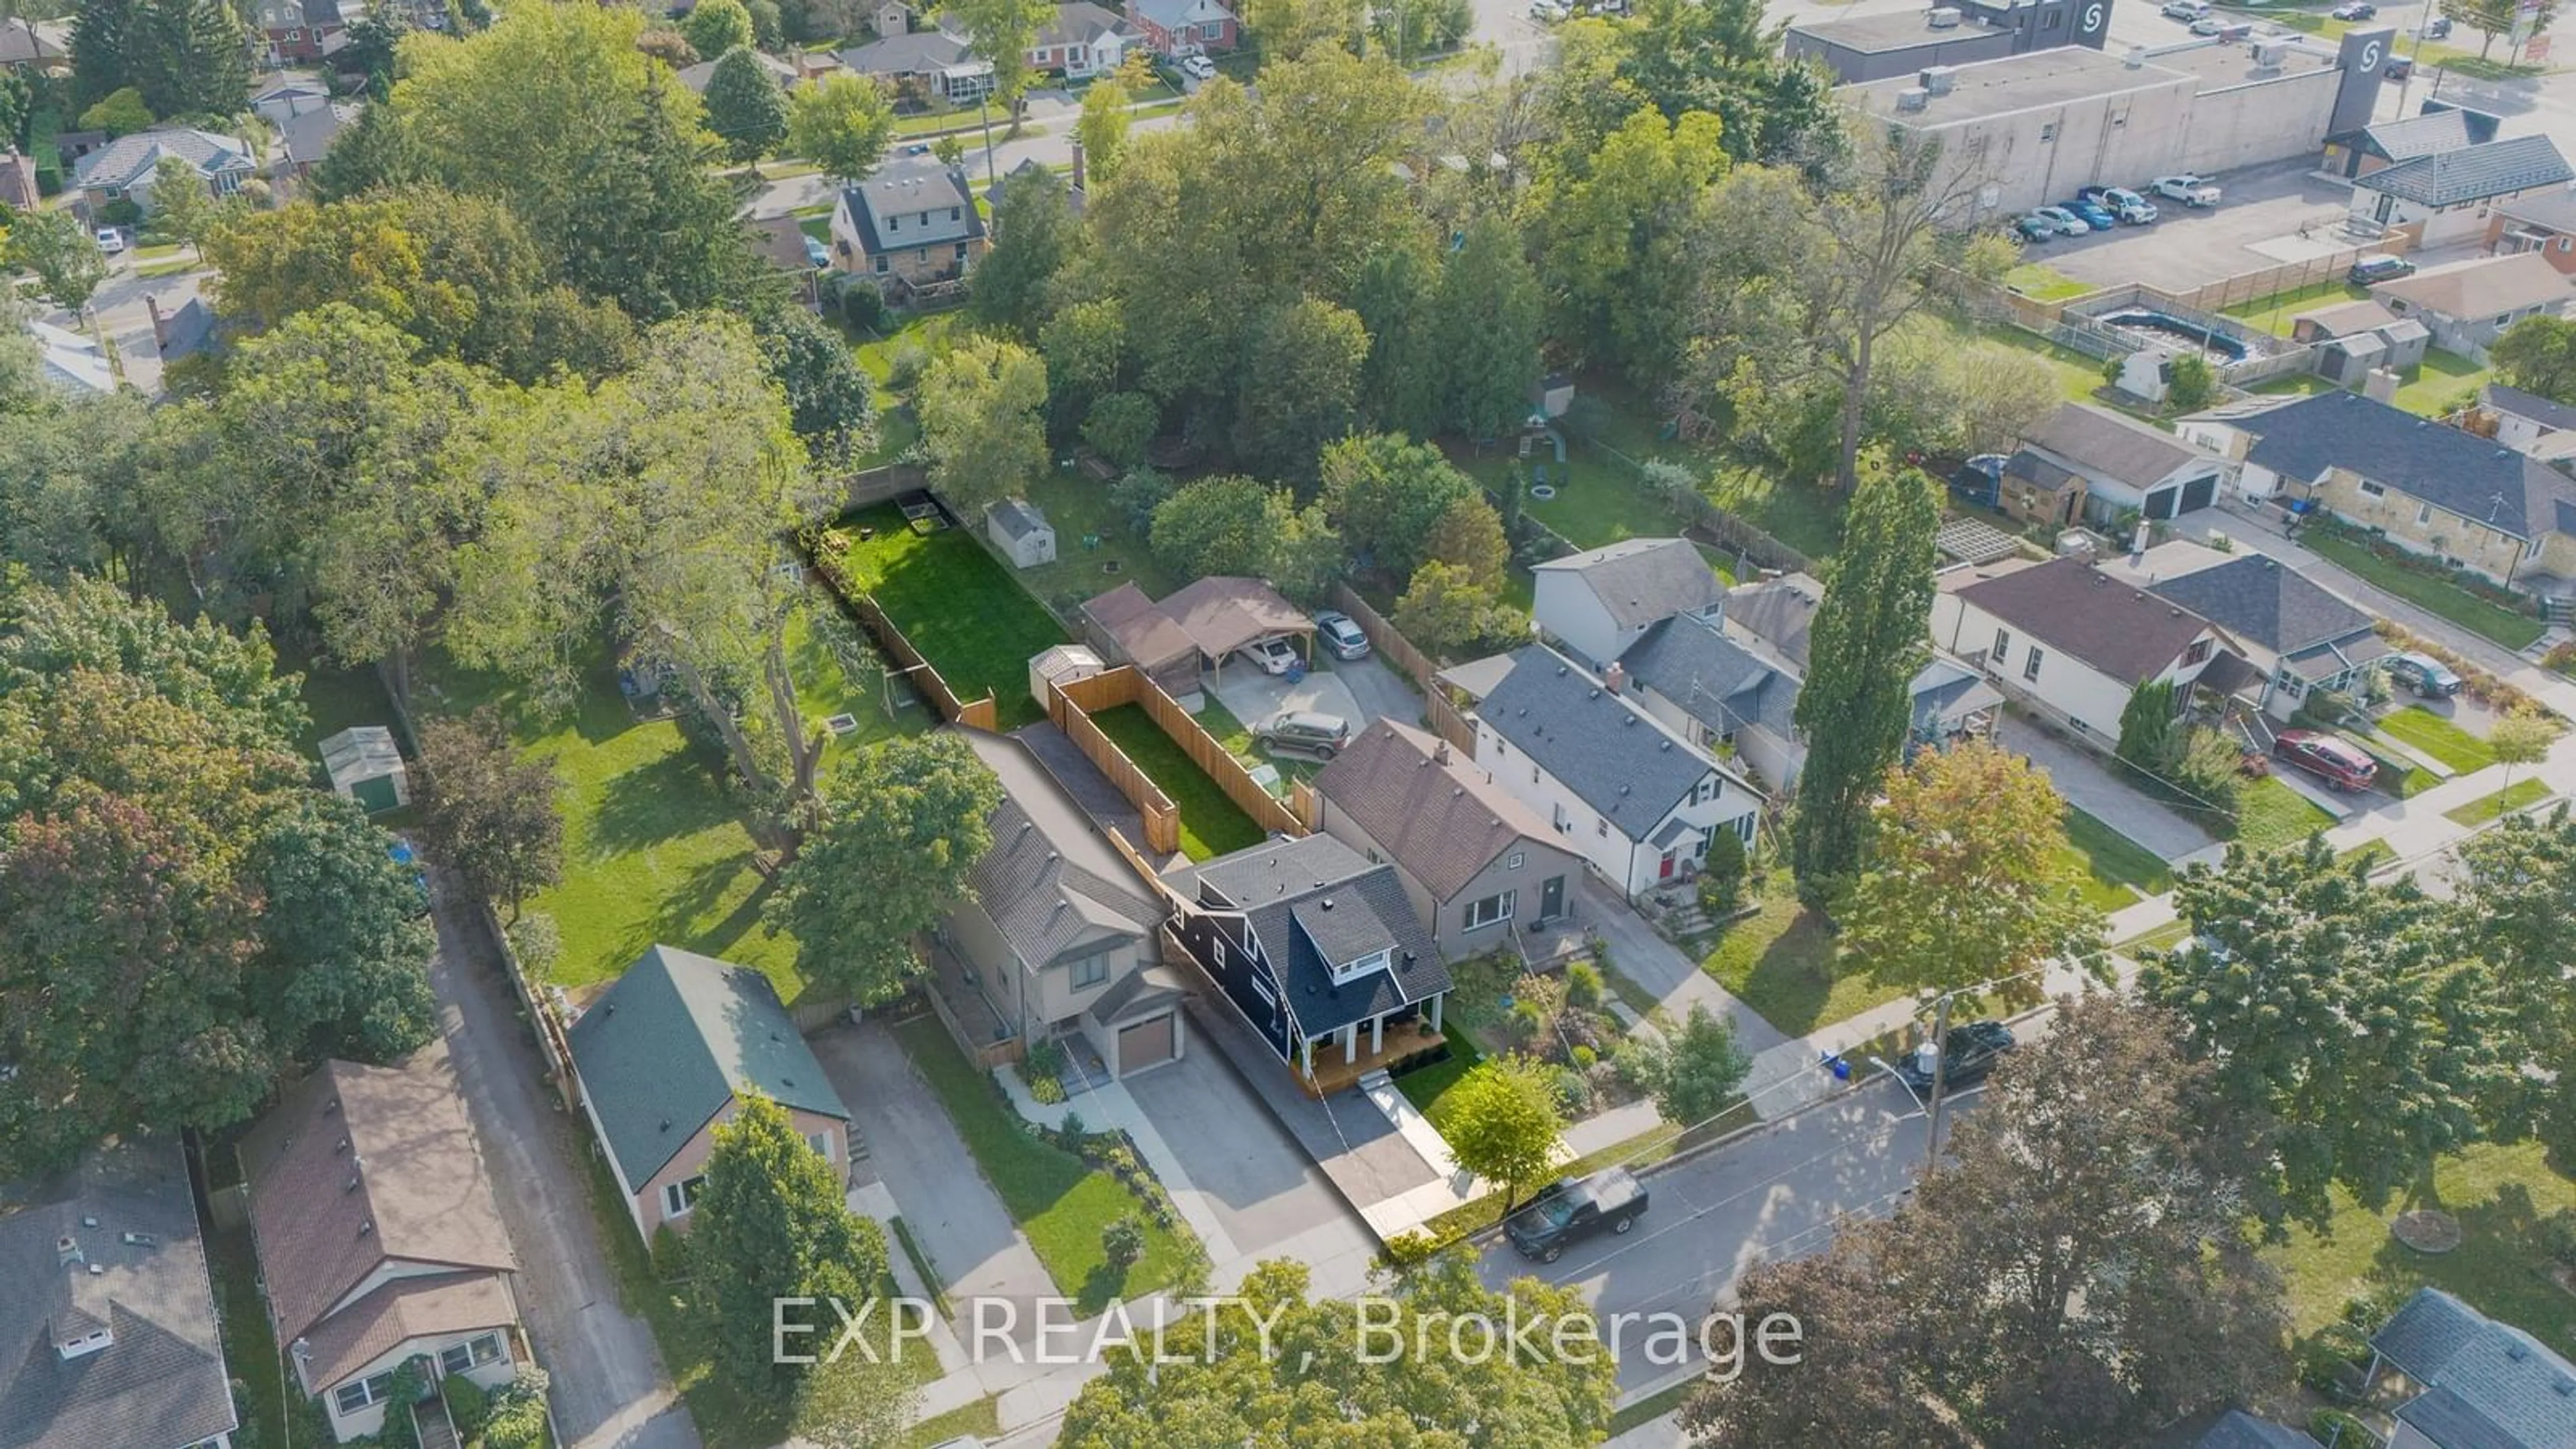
[439,1332,504,1376]
[1505,851,1524,870]
[807,1129,837,1163]
[1331,948,1391,983]
[2023,645,2044,682]
[1991,628,2009,662]
[2359,479,2386,497]
[662,1173,707,1220]
[336,1368,398,1416]
[1461,891,1515,932]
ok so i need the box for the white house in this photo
[1028,1,1136,77]
[2102,542,2390,721]
[2017,401,2226,525]
[1529,536,1725,670]
[70,126,255,214]
[1470,645,1761,899]
[2351,135,2575,248]
[1930,555,2228,743]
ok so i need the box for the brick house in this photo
[830,164,989,294]
[253,0,344,65]
[1125,0,1236,54]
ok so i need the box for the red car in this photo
[2274,729,2379,792]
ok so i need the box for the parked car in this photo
[1242,635,1301,675]
[2060,196,2118,231]
[2349,253,2416,284]
[2151,174,2222,207]
[2080,184,2159,223]
[2014,213,2060,243]
[2159,0,2208,17]
[2030,205,2091,236]
[1313,610,1370,660]
[94,227,124,254]
[1892,1020,2016,1097]
[2331,1,2375,17]
[1529,0,1571,18]
[1181,53,1218,78]
[2274,729,2379,792]
[1505,1167,1648,1263]
[901,142,932,156]
[2190,14,2225,32]
[2422,14,2451,36]
[2385,55,2414,79]
[1252,708,1352,761]
[2385,651,2463,699]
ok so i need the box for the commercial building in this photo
[1788,0,2110,85]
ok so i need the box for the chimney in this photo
[1603,661,1627,694]
[55,1236,82,1269]
[1432,741,1452,765]
[1069,140,1086,193]
[145,294,170,354]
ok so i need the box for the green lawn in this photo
[208,1225,333,1448]
[2394,348,2493,416]
[1608,1380,1697,1436]
[1013,469,1186,618]
[2115,918,2194,956]
[1701,875,1910,1037]
[2003,262,2094,303]
[893,1016,1199,1313]
[1088,702,1265,859]
[2445,777,2552,825]
[908,1397,1004,1448]
[2222,278,2369,339]
[2267,1140,2576,1362]
[2379,706,2499,773]
[2251,371,2341,402]
[2233,775,2337,853]
[1393,1028,1485,1132]
[2059,806,2174,910]
[835,503,1073,729]
[2301,531,2548,651]
[2338,839,2395,873]
[1928,313,2113,409]
[854,309,967,384]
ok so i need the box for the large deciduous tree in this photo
[764,733,1003,1003]
[2140,837,2516,1229]
[1526,105,1727,382]
[2455,804,2576,1149]
[1318,431,1480,580]
[786,72,894,184]
[970,164,1082,339]
[1060,1256,1615,1448]
[941,0,1052,114]
[413,708,564,918]
[5,208,109,311]
[1842,739,2102,1001]
[1436,212,1545,442]
[683,0,757,59]
[2493,314,2576,403]
[1788,453,1937,907]
[690,1094,892,1395]
[918,335,1050,518]
[1232,297,1368,481]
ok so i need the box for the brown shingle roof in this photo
[2371,252,2573,320]
[1157,575,1311,659]
[296,1273,515,1395]
[1951,555,2215,685]
[1081,581,1196,669]
[2026,402,2199,489]
[238,1040,515,1358]
[1312,719,1561,902]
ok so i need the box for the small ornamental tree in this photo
[1441,1054,1564,1211]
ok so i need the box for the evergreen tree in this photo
[310,102,431,202]
[70,0,138,108]
[969,165,1079,340]
[1436,213,1544,442]
[1788,452,1937,908]
[558,76,749,321]
[702,46,791,164]
[129,0,248,120]
[1350,242,1443,439]
[690,1095,890,1396]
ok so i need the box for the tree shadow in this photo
[1076,1260,1132,1319]
[1731,908,1843,1036]
[588,746,744,855]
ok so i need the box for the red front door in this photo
[1658,851,1677,879]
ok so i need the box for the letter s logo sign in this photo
[2360,40,2383,68]
[2083,2,2104,29]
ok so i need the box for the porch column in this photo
[1300,1034,1313,1077]
[1371,1013,1384,1056]
[1343,1022,1359,1063]
[1430,994,1444,1034]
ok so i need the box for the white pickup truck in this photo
[2150,174,2222,208]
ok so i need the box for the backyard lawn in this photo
[208,1224,331,1449]
[2392,348,2492,417]
[1088,703,1265,859]
[2267,1140,2576,1362]
[2059,806,2174,910]
[834,503,1073,729]
[1014,469,1185,618]
[2300,531,2548,651]
[2232,775,2336,853]
[1701,875,1910,1037]
[2221,278,2368,339]
[2002,262,2094,303]
[893,1016,1199,1313]
[2445,777,2553,826]
[2378,706,2498,773]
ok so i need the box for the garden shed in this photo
[1028,643,1104,711]
[985,498,1057,568]
[319,726,409,812]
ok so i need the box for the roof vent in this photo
[1320,897,1334,909]
[783,1076,796,1088]
[54,1236,79,1268]
[2508,1341,2530,1360]
[1556,664,1568,676]
[334,1137,348,1155]
[659,1117,672,1132]
[345,1175,360,1194]
[121,1232,156,1248]
[323,1097,339,1115]
[1587,687,1600,700]
[358,1220,373,1238]
[1619,784,1631,794]
[80,1216,96,1229]
[1660,739,1673,751]
[1623,714,1636,726]
[86,1263,103,1276]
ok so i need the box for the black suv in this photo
[1892,1020,2017,1097]
[2349,254,2416,286]
[1505,1168,1649,1264]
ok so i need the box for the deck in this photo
[1299,1018,1444,1099]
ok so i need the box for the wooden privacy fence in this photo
[1046,671,1183,855]
[1053,665,1305,841]
[823,573,1000,731]
[1328,583,1477,756]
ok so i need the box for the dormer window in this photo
[56,1328,113,1360]
[889,214,900,231]
[1331,949,1391,985]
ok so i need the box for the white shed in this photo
[987,498,1057,569]
[1028,643,1104,712]
[319,726,409,812]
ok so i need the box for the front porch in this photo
[1296,1007,1445,1099]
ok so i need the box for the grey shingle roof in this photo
[2358,109,2483,162]
[1532,537,1725,635]
[1619,612,1796,741]
[1036,1,1133,44]
[2232,388,2576,542]
[2004,447,2084,494]
[2142,553,2375,656]
[1949,556,2214,686]
[2373,1289,2576,1449]
[2371,252,2573,320]
[1476,645,1732,828]
[1910,655,2002,734]
[0,1138,235,1449]
[567,946,851,1195]
[71,127,254,192]
[1310,718,1560,902]
[2373,1287,2496,1384]
[989,498,1050,542]
[2484,381,2576,433]
[843,165,984,258]
[836,29,974,74]
[1723,572,1823,669]
[0,15,64,64]
[2025,402,2200,490]
[1165,834,1448,1039]
[2194,1410,2320,1449]
[953,726,1164,968]
[2361,134,2573,208]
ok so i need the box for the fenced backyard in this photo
[1048,665,1300,859]
[815,500,1069,729]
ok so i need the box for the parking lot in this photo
[2028,159,2360,292]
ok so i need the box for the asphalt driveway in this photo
[1994,718,2218,863]
[808,1018,1056,1347]
[423,871,701,1449]
[1119,1040,1371,1258]
[1205,652,1424,738]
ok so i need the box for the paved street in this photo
[422,871,701,1449]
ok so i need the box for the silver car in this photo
[1313,610,1370,660]
[1252,709,1351,761]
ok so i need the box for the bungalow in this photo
[0,1138,237,1449]
[2104,541,2387,719]
[2485,186,2576,273]
[676,46,802,93]
[276,103,354,182]
[1529,536,1725,670]
[2479,381,2576,460]
[1030,1,1138,77]
[2011,401,2224,525]
[2367,252,2573,363]
[2322,107,2491,181]
[1162,833,1451,1087]
[72,127,257,215]
[1309,718,1587,961]
[566,945,854,1239]
[1930,555,2229,742]
[1470,645,1762,898]
[2179,388,2576,595]
[836,29,994,101]
[828,164,989,295]
[0,16,67,72]
[2365,1288,2576,1449]
[2351,133,2575,250]
[239,1042,522,1443]
[1125,0,1237,55]
[937,727,1183,1079]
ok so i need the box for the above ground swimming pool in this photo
[2100,310,2253,362]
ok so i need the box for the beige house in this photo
[566,946,853,1240]
[829,164,989,297]
[2367,251,2574,363]
[239,1042,523,1443]
[938,727,1183,1080]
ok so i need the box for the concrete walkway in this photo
[1576,874,1789,1053]
[1994,717,2219,862]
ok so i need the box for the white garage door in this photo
[1118,1014,1176,1075]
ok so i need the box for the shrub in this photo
[504,910,560,979]
[1056,1110,1085,1149]
[1551,1065,1592,1115]
[2543,1206,2576,1267]
[837,276,887,333]
[376,1358,428,1449]
[1026,1036,1067,1077]
[1570,1044,1597,1070]
[2296,1324,2369,1393]
[886,339,930,390]
[1699,826,1748,914]
[1110,466,1174,534]
[1102,1214,1145,1269]
[2164,354,2216,411]
[1611,1039,1659,1092]
[2310,1409,2372,1442]
[1638,458,1701,518]
[1564,961,1603,1010]
[1029,1074,1066,1104]
[481,1370,550,1449]
[2341,1282,2413,1332]
[1083,390,1160,468]
[1380,1229,1444,1269]
[441,1374,490,1438]
[650,1224,690,1283]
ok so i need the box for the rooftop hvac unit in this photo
[2250,40,2284,65]
[1927,5,1962,26]
[1895,86,1931,111]
[1920,64,1955,93]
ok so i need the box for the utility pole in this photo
[1921,990,1954,1170]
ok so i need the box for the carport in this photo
[1081,582,1201,698]
[1158,575,1313,680]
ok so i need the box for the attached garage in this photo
[1116,1013,1177,1075]
[1087,963,1190,1079]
